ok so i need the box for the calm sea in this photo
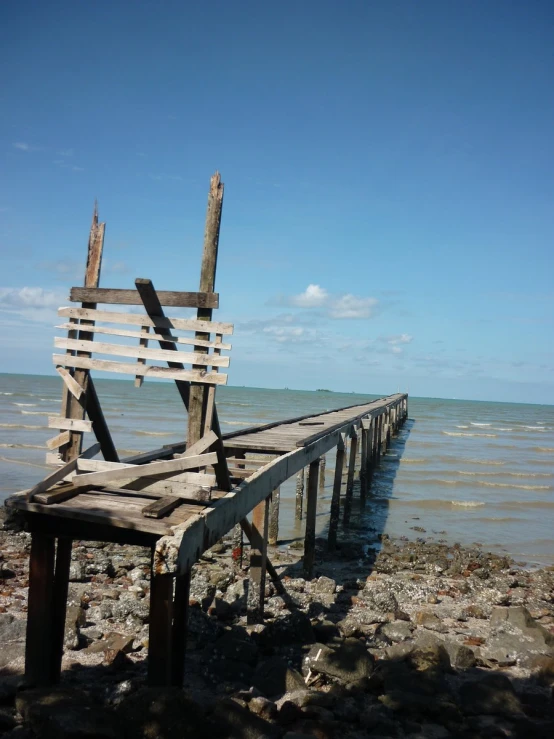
[1,373,553,566]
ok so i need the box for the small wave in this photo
[442,431,497,438]
[402,458,426,464]
[455,425,469,429]
[0,456,49,469]
[134,430,175,437]
[222,420,255,427]
[0,443,45,450]
[470,422,492,427]
[534,447,554,453]
[523,426,546,431]
[21,410,51,416]
[456,470,553,479]
[451,501,485,508]
[14,402,36,407]
[0,423,46,430]
[466,458,505,466]
[0,392,14,396]
[490,427,513,432]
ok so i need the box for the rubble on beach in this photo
[0,507,553,738]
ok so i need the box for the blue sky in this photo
[1,0,553,404]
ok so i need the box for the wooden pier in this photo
[6,172,408,688]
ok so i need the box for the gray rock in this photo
[407,643,451,672]
[355,587,399,624]
[485,606,554,666]
[303,639,374,682]
[0,617,26,643]
[16,688,122,739]
[212,629,258,666]
[313,576,336,594]
[211,698,280,738]
[68,562,87,582]
[458,673,523,717]
[116,687,209,738]
[381,620,413,642]
[64,605,86,651]
[253,657,305,698]
[259,610,315,646]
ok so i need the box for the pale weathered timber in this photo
[55,366,84,400]
[188,172,224,448]
[26,443,101,500]
[295,468,305,520]
[70,287,219,309]
[268,486,280,545]
[54,337,230,367]
[135,325,149,388]
[45,431,71,450]
[61,206,105,463]
[58,307,233,336]
[72,452,218,488]
[343,426,359,524]
[319,454,326,490]
[142,496,181,519]
[56,322,232,350]
[53,355,228,385]
[48,416,92,433]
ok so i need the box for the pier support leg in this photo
[268,487,280,546]
[171,571,191,687]
[343,429,358,525]
[148,570,174,686]
[50,538,72,683]
[328,435,345,551]
[295,468,305,520]
[318,455,326,491]
[303,459,320,579]
[360,422,369,502]
[25,533,55,686]
[247,496,270,624]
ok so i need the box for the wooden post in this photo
[50,538,72,683]
[268,487,280,546]
[61,204,105,463]
[171,572,191,686]
[318,455,326,491]
[247,496,270,624]
[148,570,174,686]
[303,458,320,579]
[366,418,374,484]
[360,419,369,502]
[377,414,383,461]
[328,435,345,551]
[295,468,305,520]
[188,173,224,448]
[86,377,119,462]
[25,533,55,686]
[343,427,358,524]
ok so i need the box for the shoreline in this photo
[0,508,553,737]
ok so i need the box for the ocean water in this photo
[1,373,553,566]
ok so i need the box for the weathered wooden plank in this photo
[268,486,280,546]
[72,452,218,487]
[48,416,92,433]
[50,537,72,682]
[54,337,230,367]
[58,307,234,335]
[26,443,101,500]
[57,323,232,350]
[70,287,219,309]
[45,452,63,467]
[77,459,135,472]
[55,366,84,400]
[33,482,92,505]
[142,496,182,519]
[53,355,228,385]
[45,431,71,450]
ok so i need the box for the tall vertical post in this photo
[171,572,191,686]
[318,455,326,491]
[247,496,270,623]
[328,435,345,551]
[268,487,280,546]
[303,459,320,579]
[148,570,174,686]
[25,533,55,686]
[188,173,224,447]
[360,419,369,502]
[295,468,305,520]
[343,427,358,524]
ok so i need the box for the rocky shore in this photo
[0,507,553,738]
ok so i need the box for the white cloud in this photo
[0,287,66,324]
[263,325,306,343]
[384,334,413,346]
[328,294,378,319]
[290,284,329,308]
[58,149,74,157]
[13,142,31,151]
